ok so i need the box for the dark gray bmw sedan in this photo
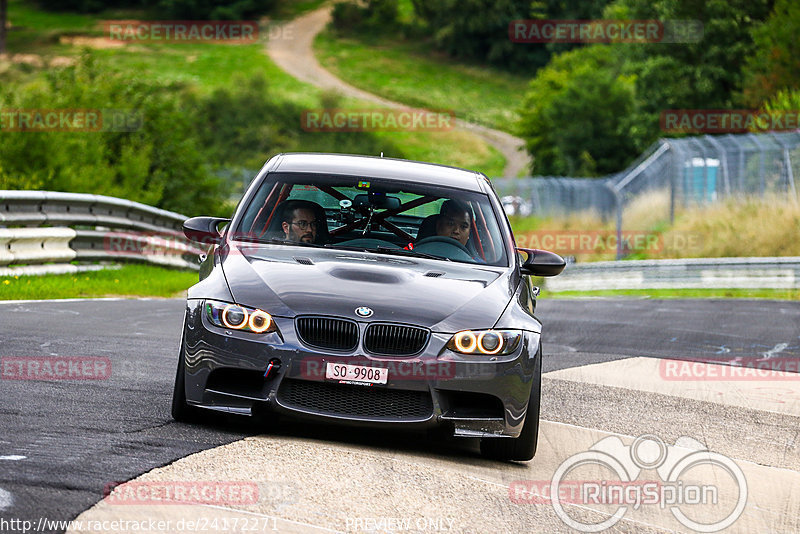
[173,153,564,461]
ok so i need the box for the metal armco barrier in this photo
[0,191,201,272]
[546,257,800,292]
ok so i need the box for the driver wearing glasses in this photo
[281,203,320,243]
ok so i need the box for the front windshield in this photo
[235,173,509,267]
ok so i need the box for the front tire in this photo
[171,341,202,423]
[480,346,542,461]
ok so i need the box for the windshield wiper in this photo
[236,237,449,260]
[234,236,329,249]
[327,244,448,261]
[375,246,450,261]
[265,238,330,249]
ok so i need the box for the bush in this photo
[35,0,143,12]
[0,54,225,216]
[156,0,278,20]
[0,55,406,216]
[517,46,638,176]
[35,0,278,19]
[331,0,399,35]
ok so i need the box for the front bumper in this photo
[181,299,541,438]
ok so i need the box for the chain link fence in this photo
[492,131,800,258]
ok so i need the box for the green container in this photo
[683,158,719,203]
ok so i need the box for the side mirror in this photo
[517,248,566,277]
[183,216,230,245]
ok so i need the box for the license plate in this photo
[325,362,388,385]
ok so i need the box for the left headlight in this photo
[204,300,278,334]
[446,329,523,356]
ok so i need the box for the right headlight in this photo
[446,329,522,356]
[204,300,279,334]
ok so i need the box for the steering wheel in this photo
[414,236,472,255]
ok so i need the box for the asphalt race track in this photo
[1,297,799,533]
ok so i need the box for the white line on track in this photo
[0,487,13,512]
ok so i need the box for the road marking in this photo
[545,356,800,417]
[763,342,789,358]
[66,420,800,533]
[0,487,12,512]
[0,455,26,461]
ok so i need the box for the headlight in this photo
[205,300,278,334]
[446,330,522,355]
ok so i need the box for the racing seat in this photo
[263,200,330,244]
[415,214,439,241]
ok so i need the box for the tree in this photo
[518,45,638,176]
[742,0,800,106]
[1,0,7,54]
[410,0,614,72]
[517,0,773,176]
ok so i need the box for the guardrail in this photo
[3,190,797,289]
[545,257,800,292]
[0,191,201,274]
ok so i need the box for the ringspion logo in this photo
[517,434,747,532]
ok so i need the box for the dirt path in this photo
[266,6,531,178]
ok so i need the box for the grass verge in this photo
[0,264,197,300]
[540,288,800,300]
[314,31,529,133]
[4,0,506,177]
[509,192,800,261]
[89,43,506,175]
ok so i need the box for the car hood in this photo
[220,243,516,331]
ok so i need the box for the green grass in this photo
[314,31,530,132]
[91,43,297,95]
[86,43,506,175]
[0,264,198,300]
[7,0,97,32]
[540,288,800,300]
[3,0,506,177]
[5,0,95,54]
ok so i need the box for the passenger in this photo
[436,199,472,246]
